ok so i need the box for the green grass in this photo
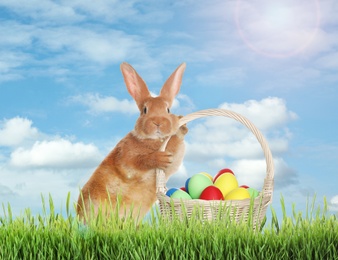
[0,194,337,260]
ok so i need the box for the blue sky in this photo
[1,0,338,220]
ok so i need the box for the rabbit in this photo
[77,62,188,223]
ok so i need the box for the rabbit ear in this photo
[120,62,151,109]
[160,63,186,107]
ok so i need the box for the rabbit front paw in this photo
[151,151,173,169]
[177,115,188,138]
[178,123,188,137]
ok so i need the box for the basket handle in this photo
[156,108,274,202]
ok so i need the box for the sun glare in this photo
[235,0,320,58]
[264,4,294,30]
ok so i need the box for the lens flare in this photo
[235,0,321,58]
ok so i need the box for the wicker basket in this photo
[156,109,274,229]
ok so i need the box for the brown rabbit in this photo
[77,62,188,222]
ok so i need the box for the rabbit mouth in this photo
[154,129,167,138]
[141,130,167,140]
[150,126,172,139]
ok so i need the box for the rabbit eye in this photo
[143,107,147,114]
[167,108,170,113]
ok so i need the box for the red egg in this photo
[213,168,234,182]
[199,186,224,200]
[180,187,186,192]
[240,185,249,189]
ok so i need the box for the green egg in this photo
[247,187,260,199]
[170,189,192,200]
[188,173,213,199]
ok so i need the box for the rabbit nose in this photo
[153,121,161,127]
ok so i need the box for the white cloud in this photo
[0,183,16,196]
[329,195,338,212]
[0,50,31,82]
[36,26,143,66]
[70,93,139,115]
[0,116,103,216]
[230,159,266,189]
[0,117,39,147]
[0,8,151,81]
[0,116,103,170]
[219,97,298,131]
[0,167,89,216]
[0,52,22,73]
[172,94,196,115]
[315,52,338,70]
[10,139,102,169]
[231,158,297,190]
[68,0,172,24]
[317,0,338,26]
[0,22,33,47]
[186,134,262,161]
[0,0,82,24]
[0,0,162,25]
[255,66,323,92]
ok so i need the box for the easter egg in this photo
[199,186,224,200]
[240,185,249,189]
[224,187,250,200]
[199,172,213,182]
[188,174,213,199]
[166,188,178,197]
[247,187,260,199]
[214,173,238,197]
[213,168,234,182]
[170,189,192,200]
[185,177,191,193]
[180,187,186,192]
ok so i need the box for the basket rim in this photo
[156,108,274,203]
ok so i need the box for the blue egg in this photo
[166,188,178,197]
[185,177,191,194]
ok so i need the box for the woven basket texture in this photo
[156,109,274,229]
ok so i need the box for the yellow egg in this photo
[214,173,238,197]
[224,187,250,200]
[199,172,213,182]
